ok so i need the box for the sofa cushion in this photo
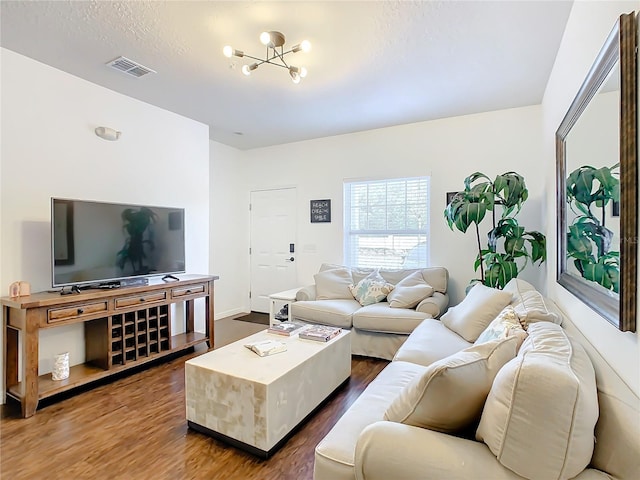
[384,336,519,433]
[441,283,512,342]
[386,271,434,309]
[348,266,448,294]
[474,305,527,350]
[476,322,598,480]
[314,267,354,300]
[393,318,472,367]
[291,299,360,328]
[349,270,394,306]
[353,303,430,334]
[504,278,563,326]
[315,360,426,475]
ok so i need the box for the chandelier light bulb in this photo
[260,31,271,46]
[300,40,311,52]
[223,45,233,58]
[289,68,301,84]
[242,64,252,76]
[299,66,308,78]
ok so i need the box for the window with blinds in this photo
[344,177,430,269]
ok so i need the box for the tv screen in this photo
[51,198,186,287]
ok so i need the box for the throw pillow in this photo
[474,305,528,350]
[476,322,598,480]
[314,267,354,300]
[441,283,513,342]
[386,271,434,309]
[348,270,394,306]
[384,336,519,433]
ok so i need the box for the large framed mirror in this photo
[556,12,637,332]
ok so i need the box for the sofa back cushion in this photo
[318,264,448,295]
[384,336,519,433]
[476,322,598,480]
[503,278,563,327]
[441,283,512,342]
[314,267,354,300]
[386,271,434,309]
[559,315,640,479]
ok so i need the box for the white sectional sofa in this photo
[291,264,449,360]
[313,279,640,480]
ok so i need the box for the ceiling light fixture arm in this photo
[223,31,310,83]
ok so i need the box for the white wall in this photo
[209,140,248,318]
[542,0,639,394]
[232,105,545,306]
[0,49,210,381]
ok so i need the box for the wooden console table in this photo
[2,274,217,417]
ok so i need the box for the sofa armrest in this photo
[416,292,449,318]
[354,421,525,480]
[296,285,317,301]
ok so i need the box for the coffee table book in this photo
[244,339,287,357]
[267,320,307,336]
[299,325,342,342]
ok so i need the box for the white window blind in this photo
[344,177,430,269]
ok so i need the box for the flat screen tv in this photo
[51,198,186,288]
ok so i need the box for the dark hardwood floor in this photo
[0,321,387,480]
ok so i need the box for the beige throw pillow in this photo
[386,271,434,309]
[348,270,394,306]
[384,336,519,433]
[476,322,598,480]
[314,268,354,300]
[474,305,528,350]
[441,283,513,342]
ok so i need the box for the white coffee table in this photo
[185,328,351,458]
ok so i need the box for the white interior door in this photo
[250,188,297,312]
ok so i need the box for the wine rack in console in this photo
[2,274,218,418]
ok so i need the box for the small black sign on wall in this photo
[310,199,331,223]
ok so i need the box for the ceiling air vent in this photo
[106,56,156,78]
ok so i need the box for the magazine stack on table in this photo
[267,320,307,336]
[299,325,342,342]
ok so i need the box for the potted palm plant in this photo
[565,164,619,292]
[444,171,546,289]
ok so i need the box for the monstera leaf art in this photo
[565,164,620,292]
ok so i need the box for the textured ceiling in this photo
[0,1,573,150]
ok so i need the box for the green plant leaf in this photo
[484,255,518,289]
[444,170,545,288]
[494,172,527,214]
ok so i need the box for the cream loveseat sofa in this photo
[314,279,640,480]
[291,264,449,360]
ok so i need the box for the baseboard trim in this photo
[215,307,246,321]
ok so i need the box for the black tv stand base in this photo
[162,274,180,282]
[60,285,83,295]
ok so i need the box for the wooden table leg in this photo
[21,310,39,418]
[185,299,195,334]
[4,306,19,403]
[206,280,215,349]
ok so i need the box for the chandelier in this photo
[223,31,311,84]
